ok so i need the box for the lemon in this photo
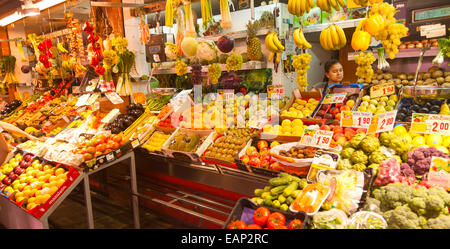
[282,126,292,133]
[393,125,408,137]
[426,134,442,146]
[412,136,426,146]
[443,136,450,148]
[292,119,303,127]
[281,120,291,127]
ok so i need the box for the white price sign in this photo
[322,93,347,104]
[341,111,372,129]
[131,139,140,148]
[75,94,91,107]
[106,152,115,162]
[300,128,333,149]
[224,89,234,101]
[372,110,397,133]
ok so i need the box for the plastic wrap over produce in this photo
[312,209,348,229]
[348,211,387,229]
[316,169,365,215]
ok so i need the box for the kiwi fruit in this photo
[398,74,407,80]
[436,77,445,85]
[423,73,431,80]
[445,75,450,82]
[371,79,379,85]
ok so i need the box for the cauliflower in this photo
[369,150,388,164]
[337,158,353,170]
[407,147,450,176]
[340,147,355,159]
[360,136,380,154]
[353,163,367,171]
[379,131,395,147]
[349,132,366,149]
[426,214,450,229]
[372,183,413,211]
[196,40,219,62]
[383,205,422,229]
[351,150,368,165]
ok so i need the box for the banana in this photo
[276,53,280,64]
[272,33,285,52]
[326,28,334,50]
[320,29,328,50]
[337,0,345,7]
[16,41,28,61]
[57,43,69,53]
[294,0,300,16]
[335,24,347,48]
[288,0,293,14]
[328,25,340,50]
[268,52,275,62]
[306,0,311,13]
[317,0,324,11]
[297,28,312,49]
[329,0,339,10]
[266,33,280,53]
[301,0,306,15]
[293,29,304,49]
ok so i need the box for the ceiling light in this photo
[0,0,67,26]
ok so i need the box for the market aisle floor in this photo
[1,162,196,229]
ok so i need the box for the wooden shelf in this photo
[347,46,440,61]
[196,28,272,42]
[302,18,364,33]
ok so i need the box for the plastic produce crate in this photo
[223,197,311,229]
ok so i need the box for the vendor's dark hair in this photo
[323,59,341,82]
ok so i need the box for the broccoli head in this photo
[426,214,450,229]
[360,136,380,154]
[340,147,355,159]
[383,205,421,229]
[349,132,367,149]
[372,183,413,211]
[369,150,388,164]
[351,150,368,165]
[407,186,449,219]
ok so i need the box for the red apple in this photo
[249,157,261,167]
[332,126,344,134]
[257,140,269,150]
[249,151,260,158]
[320,125,331,131]
[246,146,257,156]
[240,155,250,164]
[260,160,270,169]
[335,103,343,108]
[329,107,339,116]
[270,161,280,169]
[2,177,11,185]
[8,172,18,181]
[261,153,271,162]
[260,147,270,155]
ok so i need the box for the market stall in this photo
[0,0,448,229]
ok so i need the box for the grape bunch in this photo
[225,53,243,72]
[208,63,222,84]
[175,59,188,76]
[370,3,409,59]
[292,53,311,91]
[354,52,376,83]
[190,63,203,85]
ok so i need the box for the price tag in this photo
[131,139,140,148]
[430,157,450,173]
[106,152,115,162]
[248,117,268,129]
[370,84,395,98]
[105,92,124,104]
[224,89,234,101]
[368,110,397,134]
[340,111,372,129]
[426,171,450,191]
[410,113,450,135]
[217,90,225,102]
[300,128,333,149]
[321,93,347,104]
[268,85,285,99]
[75,93,91,107]
[85,93,100,106]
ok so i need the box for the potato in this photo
[384,73,393,80]
[387,80,394,84]
[372,79,379,85]
[424,78,435,85]
[432,70,443,79]
[407,73,415,80]
[415,80,423,85]
[423,73,431,80]
[444,71,450,77]
[377,74,383,80]
[418,72,424,80]
[427,66,439,74]
[436,77,445,84]
[445,75,450,82]
[380,79,387,84]
[398,74,407,80]
[401,80,409,85]
[442,82,450,87]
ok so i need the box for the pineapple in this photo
[246,20,263,61]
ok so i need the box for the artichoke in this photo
[360,136,380,154]
[341,147,356,159]
[379,131,395,147]
[351,150,368,165]
[349,132,367,149]
[369,150,388,164]
[389,138,408,155]
[337,158,353,170]
[353,163,367,171]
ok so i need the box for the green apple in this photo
[360,101,369,107]
[380,96,389,102]
[362,95,370,102]
[369,99,378,106]
[387,100,396,107]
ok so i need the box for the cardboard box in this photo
[280,90,323,125]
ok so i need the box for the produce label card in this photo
[268,85,285,99]
[224,89,234,101]
[131,139,140,148]
[368,110,397,134]
[427,171,450,191]
[300,128,333,149]
[85,94,100,106]
[307,150,340,183]
[370,84,395,99]
[105,92,124,105]
[341,111,372,129]
[410,113,450,135]
[75,93,91,107]
[106,152,115,162]
[430,157,450,173]
[321,93,347,104]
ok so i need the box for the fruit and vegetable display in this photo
[0,100,22,117]
[396,98,445,123]
[313,94,358,125]
[203,128,256,163]
[142,131,171,152]
[105,104,145,134]
[356,94,399,114]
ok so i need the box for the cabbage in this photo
[197,40,218,62]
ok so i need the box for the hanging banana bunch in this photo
[352,0,370,7]
[200,0,213,30]
[293,27,312,49]
[319,24,347,50]
[165,0,173,27]
[288,0,314,17]
[265,32,285,64]
[317,0,347,13]
[15,40,28,61]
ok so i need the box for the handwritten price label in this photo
[411,113,450,135]
[341,111,372,129]
[368,110,397,134]
[75,93,91,107]
[268,85,285,99]
[224,89,234,101]
[300,128,333,149]
[322,93,347,104]
[131,139,140,148]
[370,84,395,98]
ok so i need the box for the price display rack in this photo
[0,152,140,229]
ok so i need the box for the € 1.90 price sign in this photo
[340,111,372,129]
[370,84,395,98]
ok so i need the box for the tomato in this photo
[246,224,262,229]
[253,207,270,226]
[274,225,288,229]
[228,220,247,229]
[288,219,303,229]
[267,212,285,229]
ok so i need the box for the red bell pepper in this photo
[82,21,94,33]
[95,65,105,75]
[39,54,49,63]
[44,38,53,49]
[38,42,46,52]
[90,56,99,67]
